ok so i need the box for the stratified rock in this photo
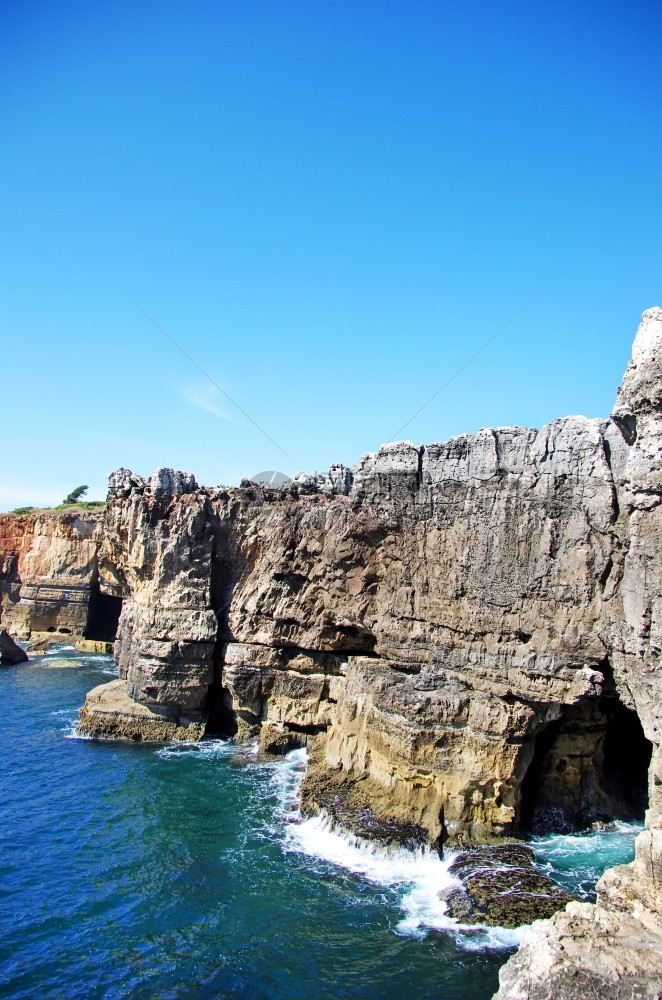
[0,629,28,665]
[56,310,659,851]
[0,508,105,637]
[300,734,431,849]
[259,722,307,756]
[3,313,662,989]
[78,679,206,742]
[443,843,576,928]
[493,307,662,996]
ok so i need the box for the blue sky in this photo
[1,0,660,507]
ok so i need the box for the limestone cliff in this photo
[0,509,112,639]
[76,310,658,851]
[5,308,662,995]
[494,309,662,997]
[76,307,662,996]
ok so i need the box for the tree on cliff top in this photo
[62,485,88,505]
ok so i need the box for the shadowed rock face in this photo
[0,629,28,665]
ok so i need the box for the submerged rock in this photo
[443,843,576,928]
[41,658,86,670]
[0,629,28,665]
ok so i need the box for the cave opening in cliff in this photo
[519,692,651,834]
[85,583,122,642]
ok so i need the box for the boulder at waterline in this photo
[78,679,207,742]
[442,843,576,927]
[0,629,28,665]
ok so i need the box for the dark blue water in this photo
[0,648,641,1000]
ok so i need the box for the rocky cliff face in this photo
[65,308,662,995]
[5,309,661,996]
[495,308,662,998]
[0,510,108,638]
[76,310,659,853]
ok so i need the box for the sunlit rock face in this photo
[606,307,662,820]
[4,310,661,992]
[74,311,659,859]
[0,510,105,638]
[495,306,662,999]
[99,468,218,714]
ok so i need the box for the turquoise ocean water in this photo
[0,648,642,1000]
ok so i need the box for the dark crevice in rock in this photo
[85,578,122,642]
[519,681,651,834]
[205,675,236,736]
[612,412,637,445]
[206,513,248,736]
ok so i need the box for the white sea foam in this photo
[65,728,93,740]
[52,708,87,740]
[154,737,257,760]
[58,710,93,740]
[273,749,523,950]
[532,820,643,855]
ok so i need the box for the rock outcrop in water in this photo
[494,830,662,998]
[442,844,576,928]
[0,629,28,665]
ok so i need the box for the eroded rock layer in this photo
[494,308,662,996]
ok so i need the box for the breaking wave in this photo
[273,750,523,950]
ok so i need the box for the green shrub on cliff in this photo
[11,506,34,515]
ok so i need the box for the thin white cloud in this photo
[178,382,233,422]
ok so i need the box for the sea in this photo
[0,647,642,1000]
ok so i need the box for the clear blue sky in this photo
[1,0,660,508]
